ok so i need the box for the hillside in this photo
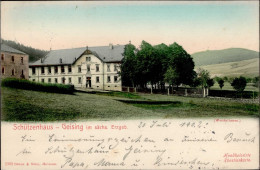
[192,48,259,66]
[1,39,48,62]
[196,58,259,78]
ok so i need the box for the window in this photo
[32,79,35,82]
[55,78,58,83]
[54,66,58,74]
[107,76,111,83]
[48,67,51,74]
[11,56,14,62]
[32,67,36,75]
[41,67,45,74]
[12,69,15,75]
[114,64,118,72]
[21,57,24,64]
[62,77,65,84]
[41,79,44,83]
[1,54,4,60]
[114,76,118,82]
[2,67,4,74]
[86,56,91,62]
[68,65,72,73]
[68,77,72,83]
[78,65,81,73]
[78,77,82,84]
[21,70,24,76]
[96,64,99,72]
[96,76,100,83]
[107,64,111,72]
[87,65,90,72]
[48,78,51,83]
[61,66,65,73]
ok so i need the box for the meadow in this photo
[1,87,259,121]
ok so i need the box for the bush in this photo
[209,89,258,99]
[231,76,247,92]
[1,78,74,94]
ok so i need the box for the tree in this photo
[252,76,259,88]
[167,42,196,88]
[164,67,179,93]
[197,68,211,97]
[120,44,137,87]
[207,79,215,89]
[217,79,225,89]
[231,76,247,93]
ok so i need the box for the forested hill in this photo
[1,39,48,62]
[192,48,259,66]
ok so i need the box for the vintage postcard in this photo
[1,1,259,169]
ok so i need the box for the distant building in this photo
[29,44,124,91]
[1,44,29,79]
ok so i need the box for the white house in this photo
[29,44,124,91]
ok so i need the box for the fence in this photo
[122,86,259,99]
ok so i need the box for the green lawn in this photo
[1,87,259,121]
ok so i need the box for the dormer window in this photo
[86,56,91,62]
[59,58,62,63]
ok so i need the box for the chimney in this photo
[50,47,52,51]
[40,58,43,63]
[86,46,88,50]
[129,40,131,44]
[109,43,113,50]
[59,58,62,63]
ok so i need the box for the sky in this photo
[1,1,259,54]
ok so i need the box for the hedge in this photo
[1,78,74,94]
[209,89,259,99]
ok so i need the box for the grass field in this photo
[1,87,259,121]
[197,58,259,78]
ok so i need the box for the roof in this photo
[1,44,27,55]
[30,45,125,66]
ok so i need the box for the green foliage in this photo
[168,42,196,86]
[231,76,247,92]
[190,77,201,88]
[1,78,74,94]
[120,44,137,87]
[206,79,215,88]
[121,41,196,90]
[2,39,48,62]
[217,79,225,89]
[252,76,259,88]
[164,67,179,86]
[197,68,210,88]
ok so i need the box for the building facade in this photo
[29,44,124,91]
[1,44,29,79]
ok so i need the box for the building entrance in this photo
[86,77,91,88]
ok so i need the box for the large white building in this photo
[29,44,124,91]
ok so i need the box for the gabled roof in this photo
[1,44,27,55]
[30,45,125,66]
